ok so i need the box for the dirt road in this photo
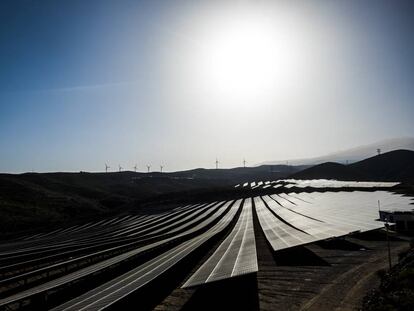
[156,223,409,311]
[299,240,407,311]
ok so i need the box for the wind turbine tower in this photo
[105,163,110,173]
[215,158,219,169]
[243,159,246,168]
[133,164,137,172]
[377,148,381,156]
[147,165,151,173]
[160,165,164,173]
[118,164,122,172]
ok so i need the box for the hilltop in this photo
[262,137,414,166]
[290,149,414,182]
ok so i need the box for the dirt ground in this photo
[256,237,408,311]
[155,215,409,311]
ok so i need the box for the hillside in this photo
[289,162,367,181]
[0,172,222,235]
[263,137,414,166]
[166,164,307,181]
[1,149,412,236]
[291,149,414,182]
[0,165,304,236]
[363,244,414,311]
[350,149,414,181]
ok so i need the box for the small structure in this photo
[379,210,414,233]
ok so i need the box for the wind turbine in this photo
[243,159,246,168]
[105,163,110,173]
[160,165,164,173]
[377,148,381,156]
[118,164,123,172]
[133,164,137,172]
[147,165,151,173]
[215,158,219,169]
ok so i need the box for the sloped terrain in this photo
[289,162,366,181]
[0,172,225,236]
[363,244,414,311]
[0,165,305,236]
[291,150,414,182]
[350,150,414,181]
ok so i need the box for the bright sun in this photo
[196,11,303,100]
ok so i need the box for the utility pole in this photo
[379,200,392,270]
[385,217,392,270]
[243,159,246,168]
[215,158,219,169]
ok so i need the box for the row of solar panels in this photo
[235,179,400,189]
[0,202,227,289]
[0,201,238,309]
[0,202,222,259]
[1,191,412,310]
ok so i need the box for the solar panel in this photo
[182,199,257,288]
[2,190,413,311]
[51,202,241,311]
[275,179,400,189]
[0,201,234,309]
[285,191,413,233]
[263,195,350,239]
[254,197,317,251]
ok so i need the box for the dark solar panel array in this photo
[51,201,240,311]
[0,190,412,310]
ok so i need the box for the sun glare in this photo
[197,11,303,100]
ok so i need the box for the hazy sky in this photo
[1,0,413,173]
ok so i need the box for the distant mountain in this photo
[291,149,414,182]
[166,164,308,182]
[262,137,414,166]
